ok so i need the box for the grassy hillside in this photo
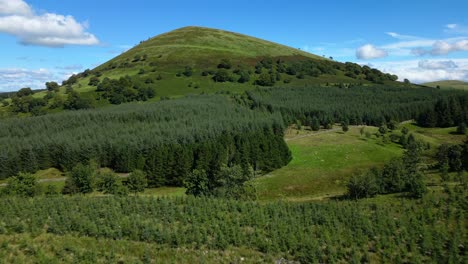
[254,123,467,202]
[423,80,468,90]
[255,126,402,201]
[101,26,325,69]
[0,26,405,116]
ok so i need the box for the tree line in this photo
[245,85,468,127]
[0,95,290,186]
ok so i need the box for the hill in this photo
[423,80,468,90]
[0,26,405,116]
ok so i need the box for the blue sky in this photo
[0,0,467,91]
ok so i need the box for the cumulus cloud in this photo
[0,0,31,16]
[418,60,458,70]
[369,59,468,84]
[0,68,56,91]
[412,39,468,56]
[0,0,99,47]
[356,44,388,60]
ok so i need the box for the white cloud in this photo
[0,68,57,91]
[356,44,388,60]
[369,59,468,84]
[0,0,99,47]
[412,39,468,56]
[418,60,458,70]
[0,0,31,16]
[445,23,468,35]
[386,32,420,40]
[446,24,457,29]
[56,64,83,71]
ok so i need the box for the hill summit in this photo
[98,26,325,70]
[2,26,403,114]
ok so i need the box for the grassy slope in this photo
[253,123,466,202]
[254,126,402,201]
[423,80,468,90]
[10,27,365,105]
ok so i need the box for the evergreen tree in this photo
[4,172,38,197]
[311,117,320,131]
[184,169,209,196]
[67,163,95,194]
[126,169,148,193]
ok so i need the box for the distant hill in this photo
[423,80,468,90]
[59,26,400,99]
[1,26,405,115]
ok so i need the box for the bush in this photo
[255,73,275,86]
[126,170,148,193]
[183,66,193,77]
[3,173,38,197]
[341,120,349,132]
[347,170,379,199]
[88,77,100,86]
[64,164,95,194]
[184,169,209,196]
[457,122,466,134]
[217,59,232,69]
[212,69,232,82]
[96,171,121,194]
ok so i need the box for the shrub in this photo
[3,173,38,197]
[126,170,148,193]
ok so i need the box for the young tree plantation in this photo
[0,25,466,263]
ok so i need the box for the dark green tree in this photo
[96,171,124,195]
[347,170,379,199]
[67,163,95,194]
[4,172,38,197]
[184,169,209,196]
[341,119,349,132]
[311,117,320,131]
[126,170,148,193]
[456,122,466,134]
[88,76,100,86]
[16,87,33,97]
[45,81,60,92]
[255,73,275,86]
[217,59,232,69]
[213,69,231,82]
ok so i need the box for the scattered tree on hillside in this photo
[183,66,193,77]
[17,87,33,97]
[126,170,148,193]
[341,119,349,132]
[62,163,95,194]
[255,72,275,86]
[457,122,466,134]
[96,170,128,195]
[217,59,232,69]
[311,117,320,131]
[185,165,255,199]
[63,91,93,110]
[213,69,232,82]
[3,172,38,197]
[46,81,60,92]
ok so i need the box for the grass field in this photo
[254,123,466,201]
[423,80,468,90]
[254,126,403,201]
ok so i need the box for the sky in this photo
[0,0,467,91]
